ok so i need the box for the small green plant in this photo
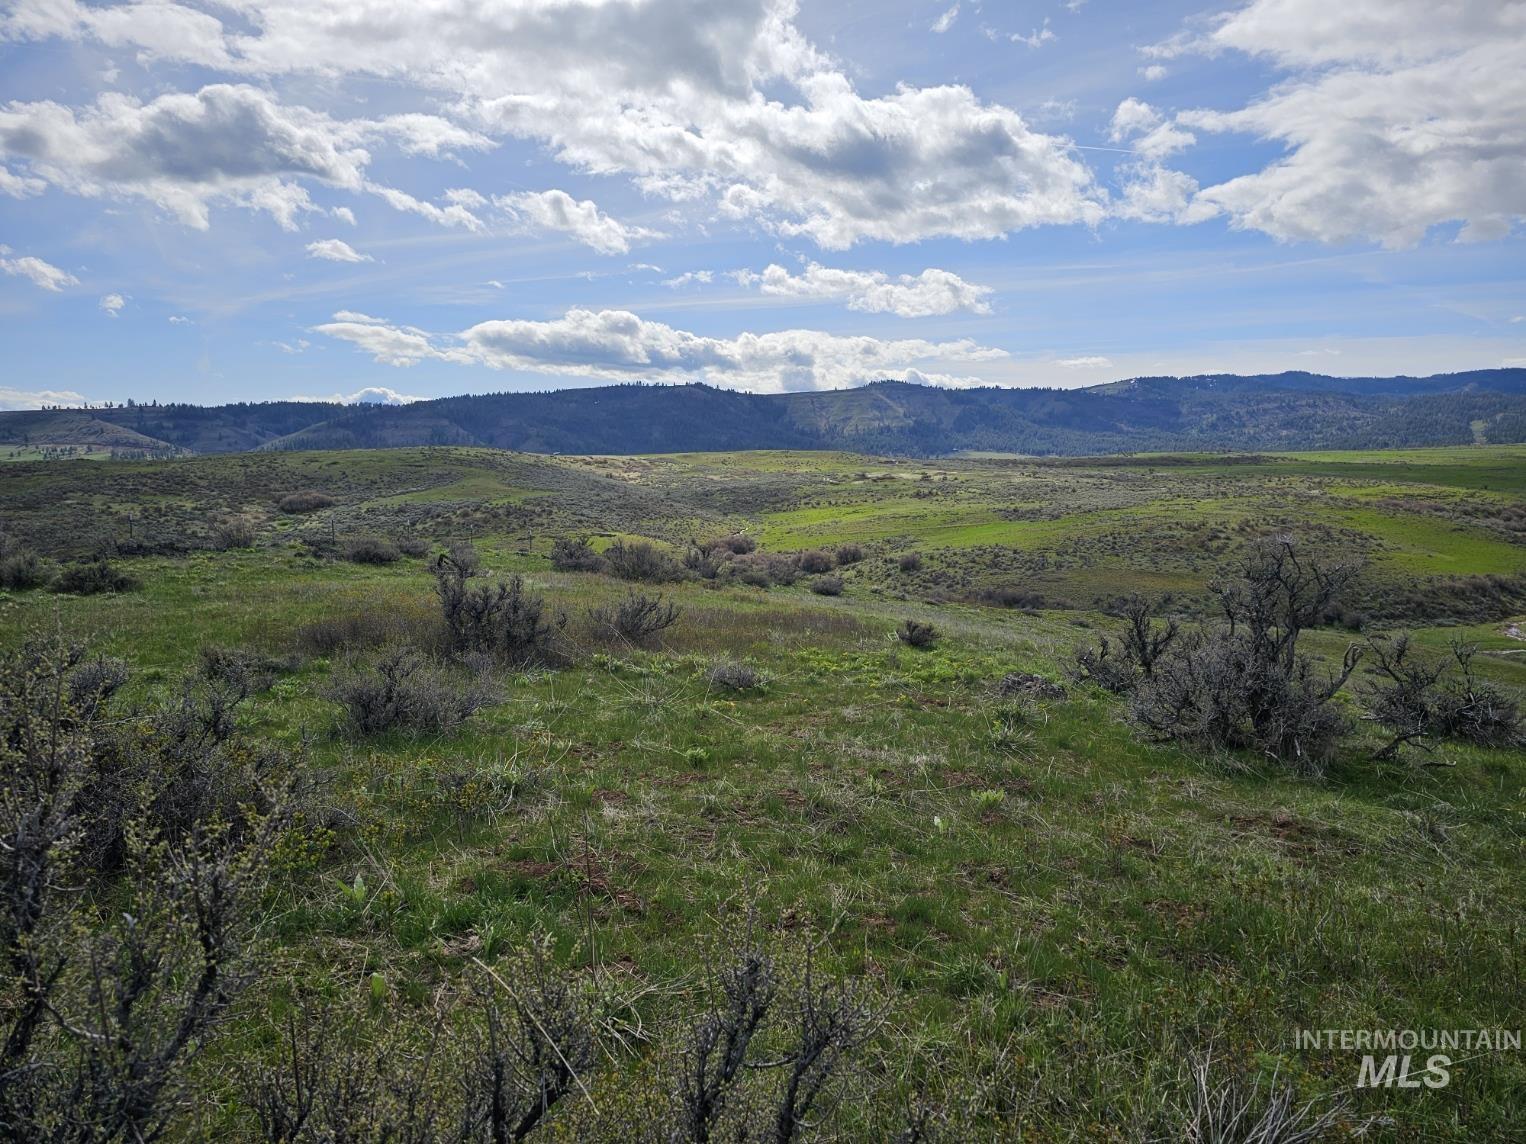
[338,872,368,908]
[972,788,1007,812]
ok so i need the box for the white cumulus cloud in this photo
[733,262,993,317]
[3,0,1105,248]
[1153,0,1526,246]
[1108,99,1194,160]
[0,164,46,198]
[0,82,492,232]
[305,238,371,262]
[0,245,78,291]
[494,189,655,255]
[313,307,1009,393]
[99,292,125,316]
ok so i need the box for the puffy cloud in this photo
[1204,0,1523,68]
[1057,355,1112,368]
[1113,163,1208,225]
[1156,0,1526,246]
[289,385,422,405]
[305,238,371,262]
[0,386,90,410]
[732,262,993,317]
[362,113,493,159]
[1109,98,1159,141]
[931,5,959,34]
[699,77,1101,249]
[0,164,46,198]
[313,307,1009,393]
[0,82,492,231]
[1108,99,1193,160]
[0,84,363,229]
[4,0,1104,248]
[0,245,79,291]
[494,189,656,255]
[99,292,125,316]
[312,312,448,368]
[1106,99,1206,225]
[3,0,234,68]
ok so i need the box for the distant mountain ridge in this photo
[4,369,1526,458]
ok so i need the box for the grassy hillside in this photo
[0,409,179,452]
[9,444,1525,621]
[1,444,1522,1139]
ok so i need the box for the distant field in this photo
[0,443,115,462]
[5,442,1526,626]
[1,443,1523,1139]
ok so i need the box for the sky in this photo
[0,0,1523,409]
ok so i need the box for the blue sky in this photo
[1,0,1523,408]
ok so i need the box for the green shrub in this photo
[799,549,834,574]
[0,549,49,590]
[344,536,400,565]
[589,591,681,645]
[435,554,563,666]
[1129,537,1359,770]
[277,490,336,513]
[705,532,756,555]
[326,648,497,736]
[896,619,939,648]
[550,535,607,572]
[51,558,138,595]
[604,539,683,583]
[0,635,300,1139]
[211,514,256,550]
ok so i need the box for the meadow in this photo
[0,444,1522,1140]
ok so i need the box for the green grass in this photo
[2,442,1524,1139]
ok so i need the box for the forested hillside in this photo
[5,369,1525,458]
